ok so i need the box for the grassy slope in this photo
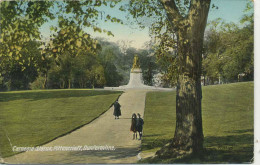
[0,89,122,158]
[142,82,254,163]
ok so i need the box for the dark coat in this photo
[136,118,144,132]
[130,118,137,132]
[113,101,121,116]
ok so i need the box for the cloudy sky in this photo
[39,0,252,49]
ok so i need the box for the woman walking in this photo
[113,100,121,119]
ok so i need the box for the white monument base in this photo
[104,68,173,91]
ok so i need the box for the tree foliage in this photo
[97,40,124,87]
[0,1,54,71]
[0,0,123,90]
[203,2,253,84]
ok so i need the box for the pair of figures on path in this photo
[113,100,144,140]
[130,113,144,140]
[113,100,121,119]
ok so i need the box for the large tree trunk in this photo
[173,27,204,156]
[156,0,210,159]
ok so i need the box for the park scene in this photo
[0,0,254,164]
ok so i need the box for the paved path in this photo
[4,90,149,164]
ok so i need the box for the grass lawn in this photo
[0,89,122,158]
[142,82,254,163]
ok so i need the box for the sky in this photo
[39,0,252,49]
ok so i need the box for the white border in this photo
[254,0,260,164]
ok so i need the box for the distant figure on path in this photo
[136,113,144,140]
[113,100,121,119]
[130,113,138,139]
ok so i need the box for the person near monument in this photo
[113,100,121,119]
[136,113,144,140]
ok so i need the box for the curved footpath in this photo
[4,90,150,164]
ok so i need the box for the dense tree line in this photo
[202,5,253,84]
[152,2,254,87]
[0,30,157,91]
[0,1,156,91]
[0,37,158,91]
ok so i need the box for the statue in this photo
[131,55,140,72]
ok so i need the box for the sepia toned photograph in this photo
[0,0,255,164]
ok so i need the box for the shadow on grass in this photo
[202,133,254,163]
[141,137,169,151]
[140,132,253,164]
[0,90,121,102]
[226,129,253,134]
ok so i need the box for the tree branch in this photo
[159,0,184,28]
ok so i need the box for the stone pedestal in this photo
[104,56,173,91]
[125,68,146,88]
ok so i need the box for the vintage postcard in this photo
[0,0,255,164]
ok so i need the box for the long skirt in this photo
[113,109,121,116]
[130,122,137,132]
